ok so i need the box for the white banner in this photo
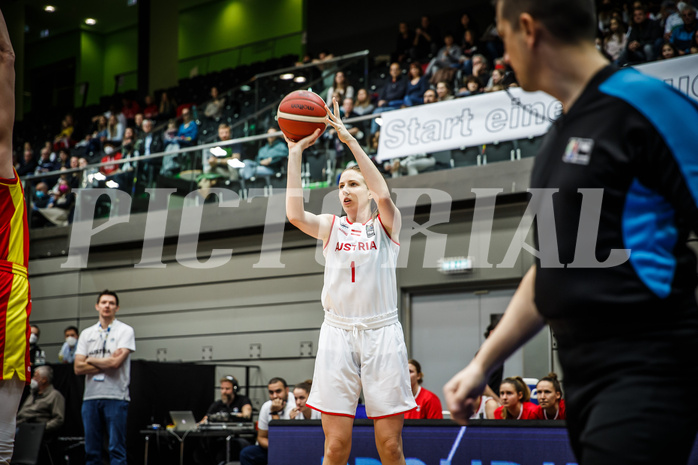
[377,54,698,161]
[376,89,561,161]
[635,53,698,101]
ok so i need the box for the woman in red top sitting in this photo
[534,372,566,420]
[493,376,538,419]
[404,359,443,419]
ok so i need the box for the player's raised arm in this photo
[325,98,401,240]
[0,8,16,179]
[285,129,333,242]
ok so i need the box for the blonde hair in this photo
[338,166,378,219]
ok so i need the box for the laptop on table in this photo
[169,411,198,433]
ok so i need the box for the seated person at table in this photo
[404,359,443,419]
[290,381,321,420]
[195,375,253,465]
[240,377,295,465]
[533,372,566,420]
[201,375,252,423]
[16,365,65,435]
[493,376,538,419]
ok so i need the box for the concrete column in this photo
[138,0,179,96]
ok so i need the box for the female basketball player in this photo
[285,98,416,465]
[493,376,538,419]
[534,373,566,420]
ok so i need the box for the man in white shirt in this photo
[74,290,135,465]
[239,377,295,465]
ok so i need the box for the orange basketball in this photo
[277,90,327,142]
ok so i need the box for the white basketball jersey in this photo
[322,215,399,318]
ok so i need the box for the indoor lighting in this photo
[293,76,307,84]
[85,18,97,25]
[44,5,56,12]
[279,73,294,80]
[227,159,245,169]
[106,180,119,189]
[210,147,227,156]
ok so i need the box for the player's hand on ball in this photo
[443,361,488,425]
[325,98,354,144]
[285,128,321,152]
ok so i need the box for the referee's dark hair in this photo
[496,0,597,45]
[96,289,119,306]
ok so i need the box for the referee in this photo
[444,1,698,464]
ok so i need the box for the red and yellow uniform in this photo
[0,170,30,382]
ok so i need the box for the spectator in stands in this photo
[423,88,437,104]
[412,15,441,61]
[404,62,429,106]
[290,381,321,420]
[661,40,679,58]
[425,32,464,78]
[199,123,243,198]
[456,12,479,45]
[404,359,443,419]
[457,75,483,97]
[66,156,81,189]
[46,179,75,221]
[533,373,566,420]
[393,21,415,63]
[30,182,50,228]
[692,29,698,53]
[464,54,491,88]
[671,4,697,54]
[34,146,59,179]
[133,113,144,138]
[134,119,163,157]
[377,62,408,110]
[203,86,225,119]
[470,394,499,420]
[603,17,628,63]
[460,28,481,59]
[620,5,663,64]
[99,140,122,177]
[353,88,375,116]
[53,114,75,151]
[17,147,37,176]
[142,95,159,120]
[493,376,538,419]
[17,365,65,434]
[660,1,683,40]
[56,148,70,170]
[95,115,108,142]
[159,91,177,119]
[106,114,124,143]
[242,127,287,181]
[58,326,79,364]
[325,71,354,107]
[436,81,455,101]
[485,67,506,91]
[176,107,198,147]
[121,96,140,122]
[597,0,617,34]
[29,324,45,368]
[239,377,295,465]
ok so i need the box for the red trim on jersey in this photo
[368,406,417,420]
[377,214,400,246]
[0,168,18,185]
[344,215,373,226]
[0,185,16,261]
[0,276,8,373]
[307,403,355,418]
[323,215,337,250]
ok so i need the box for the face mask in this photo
[66,336,77,347]
[36,191,46,199]
[29,334,38,345]
[30,379,38,391]
[58,184,69,194]
[104,146,114,155]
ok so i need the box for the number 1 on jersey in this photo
[351,261,355,283]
